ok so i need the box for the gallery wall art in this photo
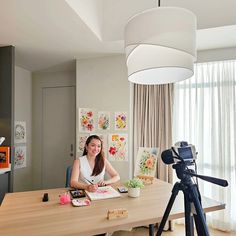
[14,121,27,170]
[77,108,128,161]
[14,146,27,169]
[79,108,95,132]
[97,111,110,130]
[115,112,127,130]
[14,121,26,143]
[108,134,128,161]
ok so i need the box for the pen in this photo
[84,177,94,185]
[84,177,106,186]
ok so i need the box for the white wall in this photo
[14,66,32,191]
[197,47,236,62]
[76,55,131,181]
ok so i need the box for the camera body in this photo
[172,141,197,163]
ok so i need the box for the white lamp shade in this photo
[124,7,197,84]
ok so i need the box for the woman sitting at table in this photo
[70,135,120,192]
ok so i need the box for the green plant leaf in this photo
[125,178,144,188]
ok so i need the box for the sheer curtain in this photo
[173,60,236,231]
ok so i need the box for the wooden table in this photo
[0,179,225,236]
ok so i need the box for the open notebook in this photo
[85,186,121,201]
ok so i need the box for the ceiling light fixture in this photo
[124,0,197,84]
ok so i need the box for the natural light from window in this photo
[172,60,236,231]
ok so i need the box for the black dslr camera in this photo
[161,141,197,164]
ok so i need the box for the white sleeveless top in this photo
[76,155,105,184]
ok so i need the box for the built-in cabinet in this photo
[0,46,15,204]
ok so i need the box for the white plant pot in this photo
[128,187,140,198]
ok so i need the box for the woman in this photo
[70,135,120,192]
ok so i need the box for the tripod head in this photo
[172,162,228,187]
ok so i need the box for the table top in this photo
[0,179,225,236]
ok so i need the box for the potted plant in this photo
[125,178,144,198]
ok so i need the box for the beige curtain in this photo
[132,83,174,183]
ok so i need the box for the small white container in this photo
[128,187,140,198]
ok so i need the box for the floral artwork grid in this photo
[15,121,27,143]
[79,108,95,132]
[108,134,128,161]
[98,111,110,130]
[115,112,127,130]
[14,146,27,169]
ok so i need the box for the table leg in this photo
[149,224,154,236]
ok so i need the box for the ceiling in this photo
[1,0,236,72]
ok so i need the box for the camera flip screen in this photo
[178,147,193,160]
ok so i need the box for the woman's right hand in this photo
[86,184,98,192]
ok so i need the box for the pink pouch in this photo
[59,193,71,205]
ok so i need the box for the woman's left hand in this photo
[98,180,107,187]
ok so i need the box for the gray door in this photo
[42,86,75,189]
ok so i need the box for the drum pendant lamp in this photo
[124,1,197,84]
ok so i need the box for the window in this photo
[173,60,236,231]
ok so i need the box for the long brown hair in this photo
[83,135,105,176]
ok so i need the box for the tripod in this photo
[157,163,210,236]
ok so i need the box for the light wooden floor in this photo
[112,224,235,236]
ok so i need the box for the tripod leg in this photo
[189,185,210,236]
[183,192,194,236]
[156,183,180,236]
[193,213,205,236]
